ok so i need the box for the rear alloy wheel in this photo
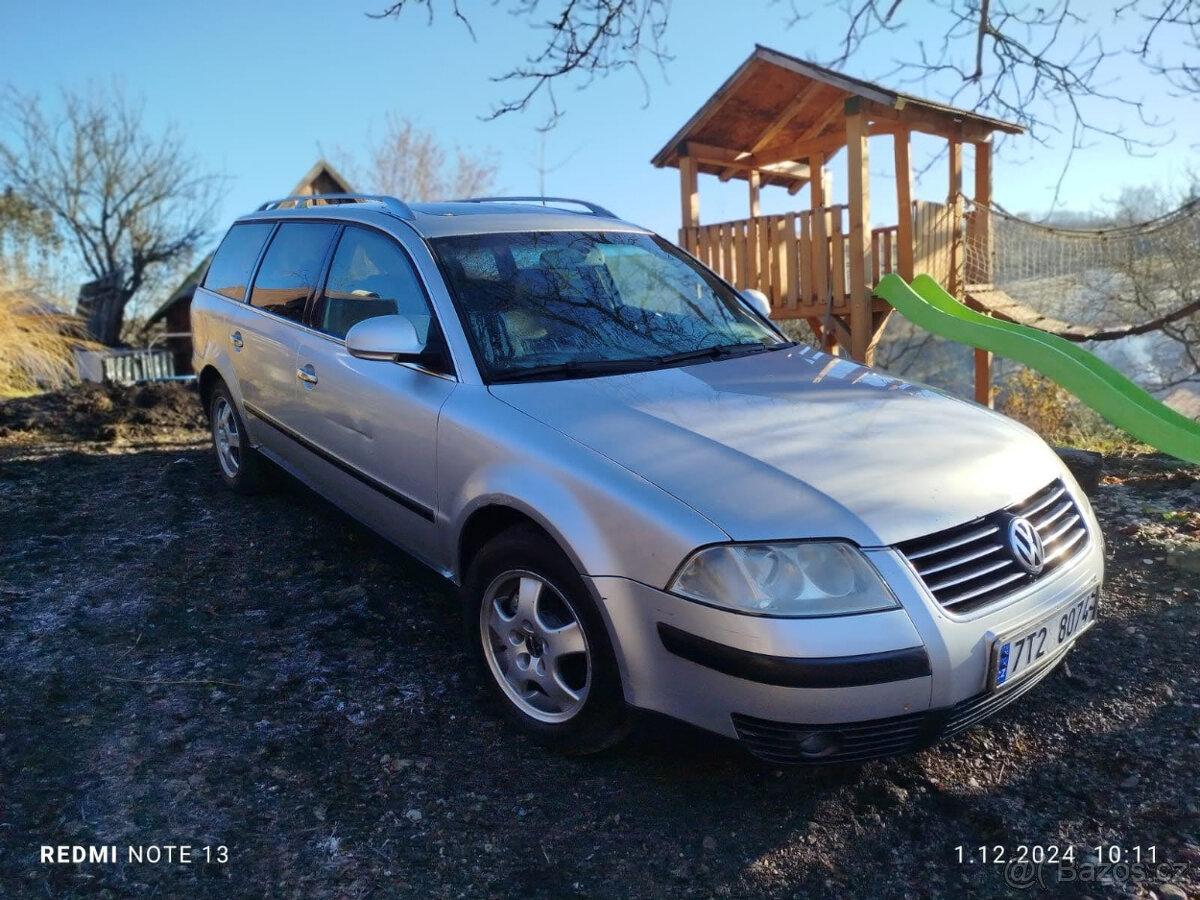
[209,383,267,493]
[465,525,629,754]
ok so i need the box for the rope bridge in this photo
[963,197,1200,342]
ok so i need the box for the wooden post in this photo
[806,150,835,348]
[973,329,993,406]
[947,138,963,298]
[894,128,914,281]
[809,151,833,351]
[680,155,699,254]
[746,169,762,291]
[845,99,872,363]
[972,139,993,407]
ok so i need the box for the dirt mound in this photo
[0,381,206,442]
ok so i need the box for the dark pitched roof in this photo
[291,158,355,196]
[145,253,213,326]
[146,159,357,326]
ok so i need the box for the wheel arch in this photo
[456,503,578,587]
[457,499,636,732]
[198,365,224,419]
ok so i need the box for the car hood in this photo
[489,345,1065,546]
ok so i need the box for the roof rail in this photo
[459,196,617,218]
[256,193,414,220]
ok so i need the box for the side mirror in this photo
[741,289,772,319]
[345,314,424,362]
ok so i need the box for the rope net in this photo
[962,197,1200,340]
[874,197,1200,399]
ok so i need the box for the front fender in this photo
[450,466,633,583]
[438,386,727,587]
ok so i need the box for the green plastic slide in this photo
[872,272,1200,464]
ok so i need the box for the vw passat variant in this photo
[193,193,1103,763]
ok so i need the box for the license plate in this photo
[992,589,1098,690]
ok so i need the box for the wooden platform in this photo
[965,286,1101,340]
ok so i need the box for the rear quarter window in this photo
[202,223,274,302]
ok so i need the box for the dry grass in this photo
[0,274,95,397]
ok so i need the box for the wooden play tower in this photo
[652,46,1023,404]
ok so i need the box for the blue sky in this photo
[3,0,1197,264]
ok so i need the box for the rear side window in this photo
[249,223,338,323]
[313,226,433,341]
[202,223,273,301]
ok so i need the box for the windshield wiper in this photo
[490,341,797,383]
[489,357,665,383]
[654,342,778,367]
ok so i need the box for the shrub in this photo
[997,366,1142,454]
[997,367,1074,439]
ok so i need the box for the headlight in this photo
[668,542,899,617]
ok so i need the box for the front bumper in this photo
[587,527,1104,763]
[730,657,1063,764]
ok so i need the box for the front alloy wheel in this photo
[464,525,629,754]
[481,570,591,723]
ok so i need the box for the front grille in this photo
[942,658,1058,737]
[731,659,1061,765]
[731,709,929,766]
[896,479,1089,614]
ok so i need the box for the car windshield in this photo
[432,231,785,381]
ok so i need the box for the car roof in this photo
[234,199,650,239]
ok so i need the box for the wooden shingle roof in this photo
[652,45,1023,190]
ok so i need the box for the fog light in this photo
[796,731,840,759]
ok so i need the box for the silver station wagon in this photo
[193,194,1103,763]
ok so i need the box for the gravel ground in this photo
[1,384,1198,899]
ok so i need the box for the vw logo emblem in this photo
[1006,516,1045,575]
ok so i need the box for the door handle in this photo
[296,364,319,385]
[230,331,243,349]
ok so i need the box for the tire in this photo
[463,525,630,755]
[209,382,268,494]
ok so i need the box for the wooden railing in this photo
[870,225,898,285]
[680,200,959,319]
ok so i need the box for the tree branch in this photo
[0,86,225,343]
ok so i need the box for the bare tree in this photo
[0,188,56,252]
[343,113,498,201]
[1092,183,1200,389]
[0,88,223,345]
[1134,0,1199,94]
[0,187,60,285]
[369,0,1193,154]
[370,0,670,128]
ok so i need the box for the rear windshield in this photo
[202,223,274,302]
[433,231,780,378]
